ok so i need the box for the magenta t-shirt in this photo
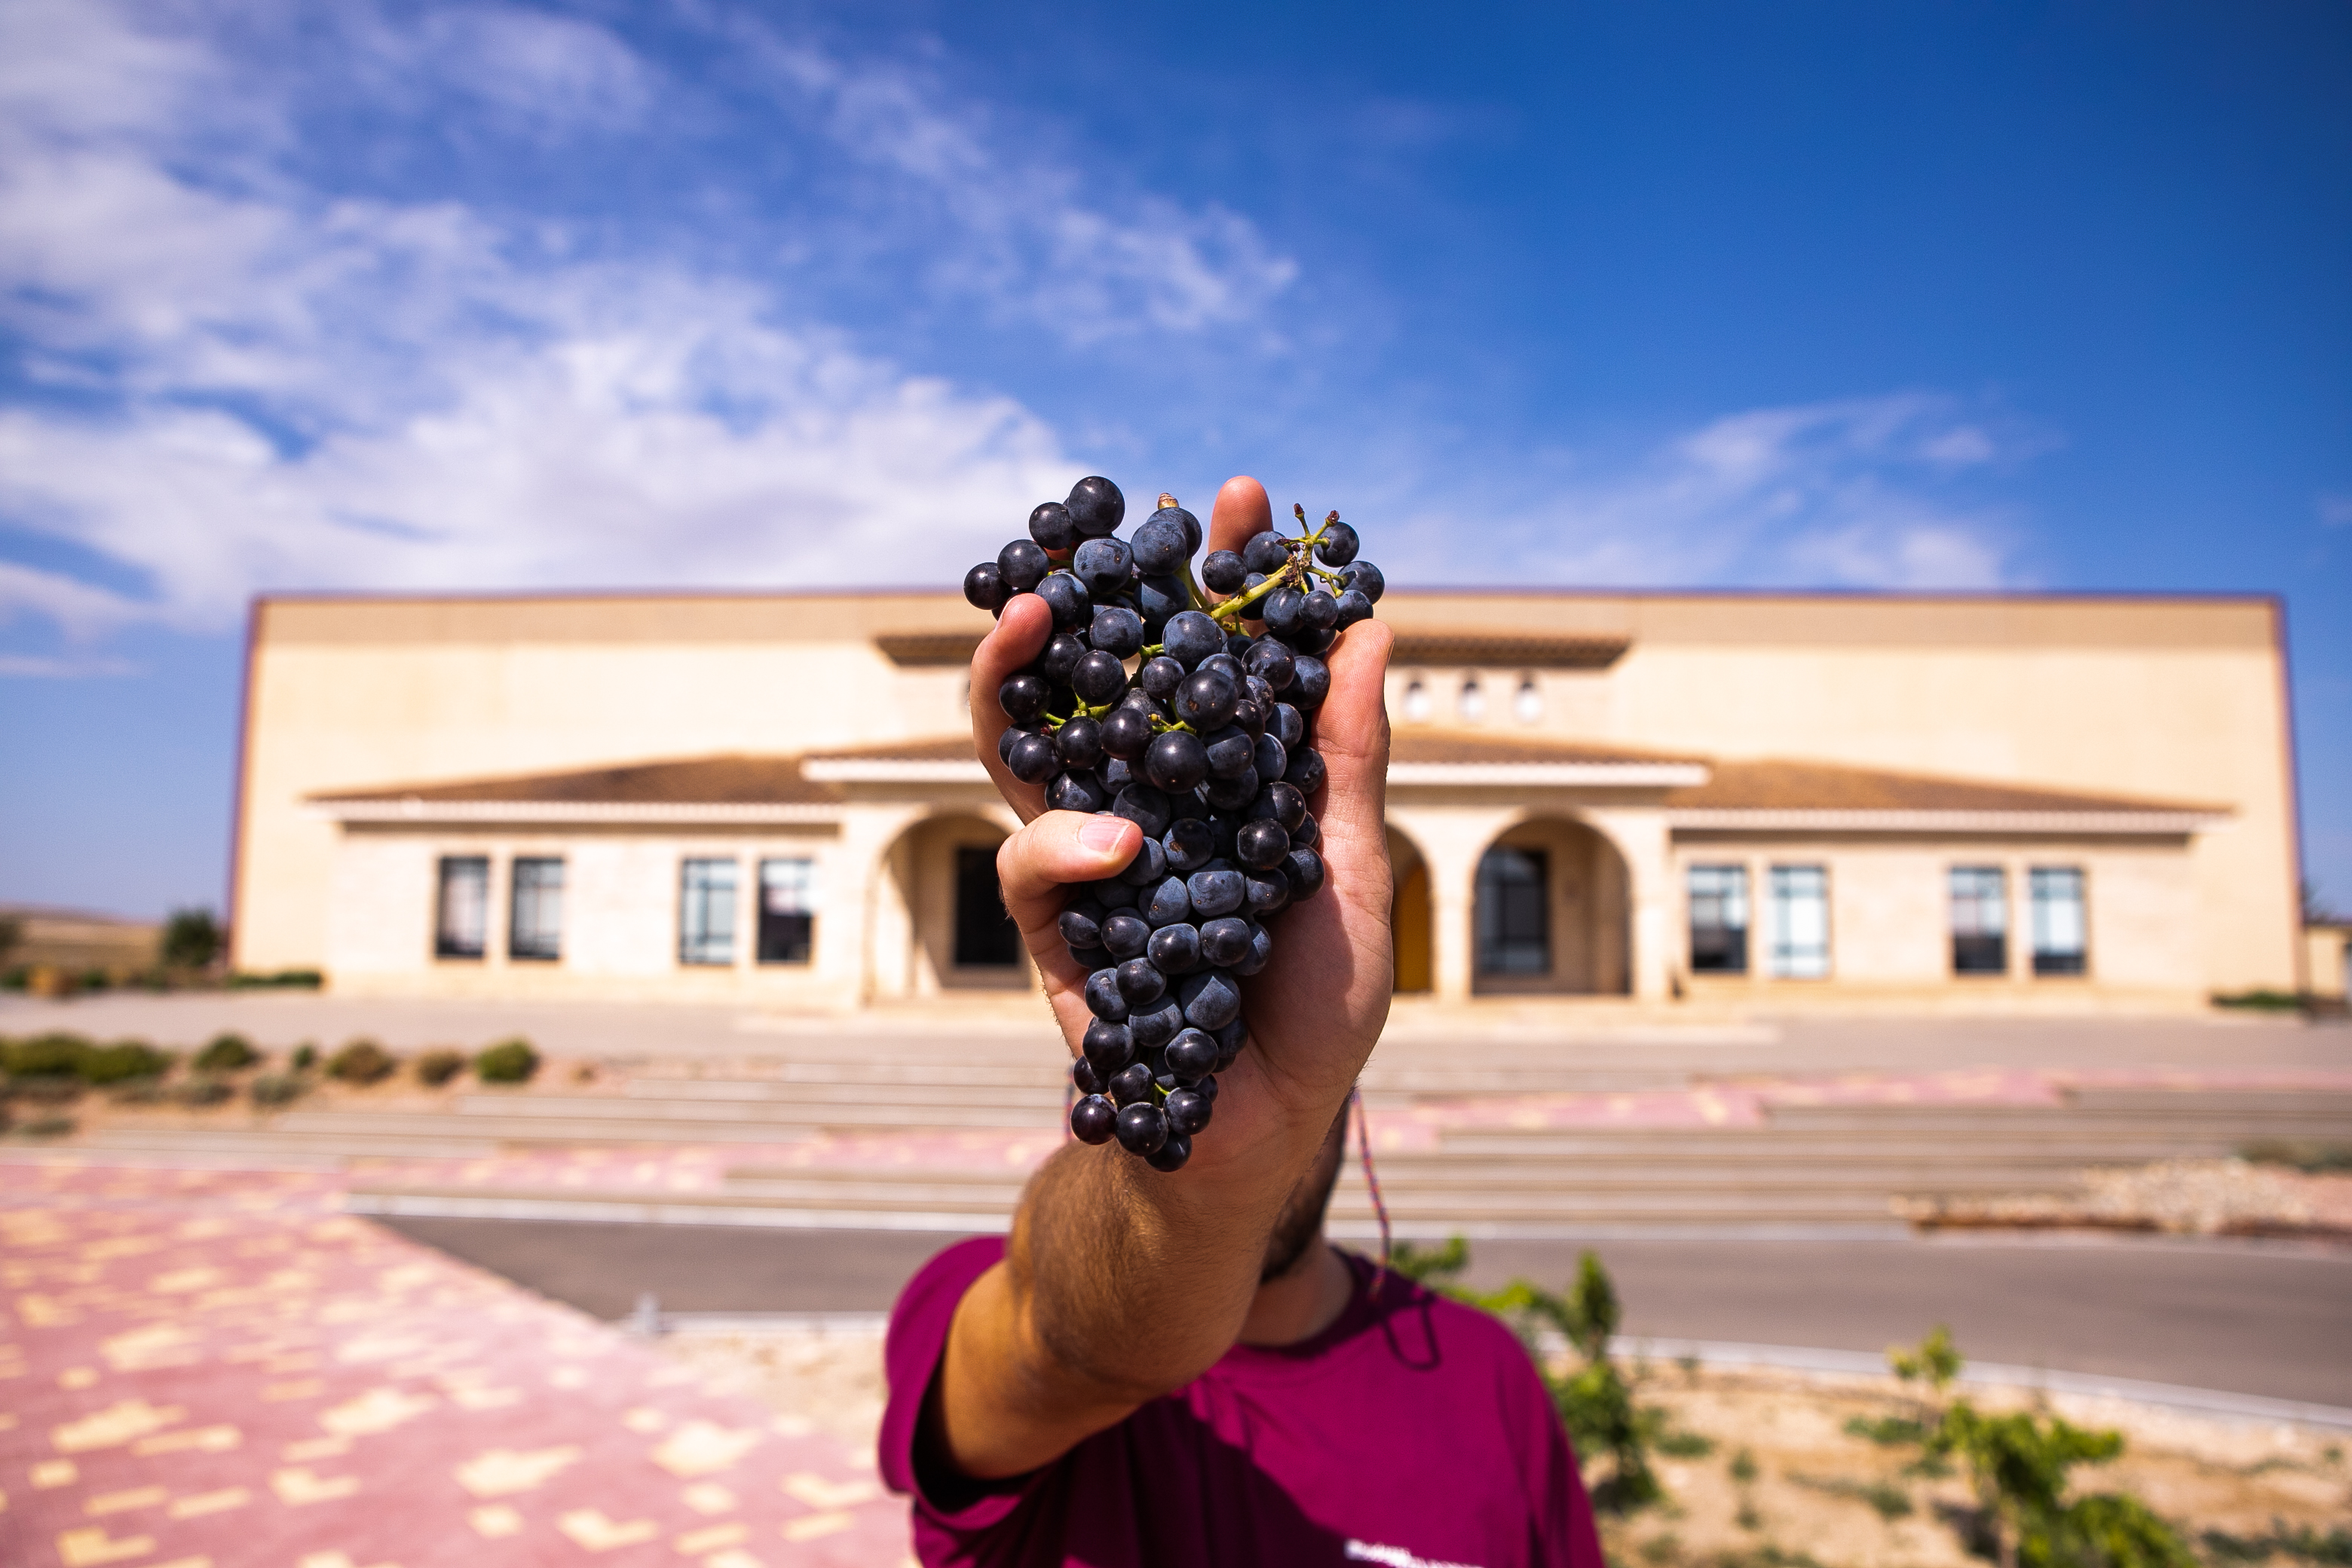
[880,1236,1604,1568]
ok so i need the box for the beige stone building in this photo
[230,590,2302,1013]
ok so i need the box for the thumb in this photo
[997,811,1142,920]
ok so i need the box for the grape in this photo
[1144,730,1208,792]
[965,562,1010,613]
[999,538,1049,592]
[1067,476,1125,537]
[1071,1094,1116,1144]
[1115,1102,1169,1154]
[965,480,1380,1172]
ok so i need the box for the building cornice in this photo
[1665,808,2225,836]
[308,800,843,825]
[1389,761,1711,787]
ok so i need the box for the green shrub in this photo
[161,908,223,968]
[1653,1429,1716,1459]
[474,1038,540,1084]
[111,1077,170,1104]
[413,1048,467,1087]
[175,1077,234,1107]
[2239,1138,2352,1174]
[326,1038,397,1085]
[228,969,323,990]
[250,1072,306,1107]
[2211,988,2305,1012]
[5,1032,90,1077]
[80,1040,173,1085]
[291,1043,317,1070]
[8,1075,83,1105]
[193,1033,259,1073]
[19,1114,76,1138]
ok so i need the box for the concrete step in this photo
[83,1127,505,1159]
[1764,1106,2352,1135]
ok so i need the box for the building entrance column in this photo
[1579,807,1673,1002]
[1386,807,1522,1005]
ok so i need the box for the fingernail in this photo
[1080,816,1132,854]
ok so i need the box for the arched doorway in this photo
[1388,825,1433,994]
[871,813,1033,999]
[1470,816,1630,996]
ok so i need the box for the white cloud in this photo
[1377,394,2029,591]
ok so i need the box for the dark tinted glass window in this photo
[435,856,488,959]
[1688,865,1749,974]
[1476,846,1549,975]
[954,847,1021,967]
[1950,866,2007,975]
[508,857,563,960]
[758,858,816,965]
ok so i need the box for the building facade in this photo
[231,590,2302,1012]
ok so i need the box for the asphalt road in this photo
[378,1217,2352,1408]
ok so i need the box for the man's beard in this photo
[1260,1104,1349,1283]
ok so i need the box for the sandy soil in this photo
[648,1322,2352,1564]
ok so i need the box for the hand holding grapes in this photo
[933,473,1394,1482]
[968,474,1394,1161]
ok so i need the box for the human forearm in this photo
[936,1052,1340,1476]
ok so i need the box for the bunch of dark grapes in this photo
[965,476,1384,1172]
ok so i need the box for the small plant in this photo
[80,1040,173,1085]
[291,1043,317,1070]
[326,1038,397,1085]
[174,1077,234,1107]
[413,1048,467,1087]
[1637,1534,1680,1564]
[20,1114,77,1138]
[4,1031,90,1078]
[1787,1472,1912,1521]
[1392,1236,1661,1512]
[228,969,324,990]
[2200,1523,2352,1565]
[474,1038,540,1084]
[2210,988,2306,1012]
[1654,1429,1716,1459]
[2239,1138,2352,1174]
[250,1072,306,1107]
[1729,1447,1759,1484]
[193,1033,259,1073]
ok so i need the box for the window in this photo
[435,856,488,959]
[758,857,817,965]
[1949,866,2008,975]
[509,857,564,961]
[953,846,1022,967]
[1687,865,1749,974]
[1513,676,1542,724]
[1767,865,1830,978]
[1476,846,1549,975]
[1459,676,1485,723]
[678,858,738,966]
[2031,868,2087,976]
[1402,678,1430,723]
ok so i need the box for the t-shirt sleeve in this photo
[1527,1373,1604,1568]
[877,1236,1049,1545]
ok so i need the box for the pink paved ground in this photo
[0,1160,913,1568]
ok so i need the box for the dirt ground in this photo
[648,1322,2351,1563]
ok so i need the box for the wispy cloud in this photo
[1374,394,2035,591]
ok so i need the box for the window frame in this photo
[1686,864,1750,975]
[2029,865,2089,977]
[678,857,740,967]
[507,856,565,963]
[1766,864,1831,979]
[1948,865,2010,977]
[434,855,491,960]
[757,856,818,966]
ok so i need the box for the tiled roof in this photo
[1665,759,2219,816]
[313,755,837,806]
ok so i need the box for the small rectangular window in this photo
[1767,865,1830,978]
[509,857,564,961]
[1687,865,1749,974]
[758,857,817,965]
[2031,867,2088,976]
[1949,866,2008,975]
[435,856,489,960]
[679,858,738,966]
[953,847,1022,967]
[1476,846,1551,975]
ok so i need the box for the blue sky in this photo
[2,0,2347,920]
